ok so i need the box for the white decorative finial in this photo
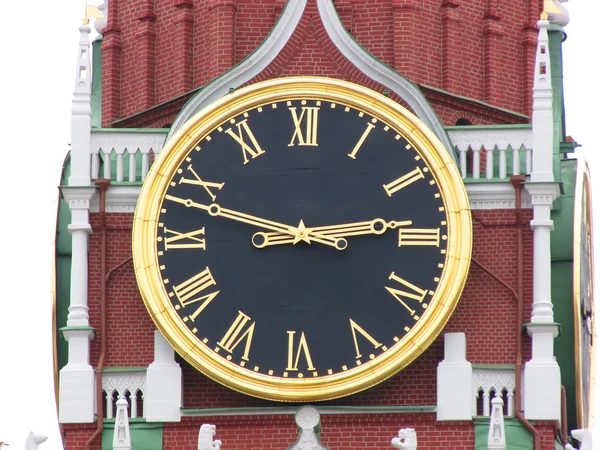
[113,396,131,450]
[391,428,417,450]
[24,432,47,450]
[288,406,328,450]
[198,424,222,450]
[487,396,506,450]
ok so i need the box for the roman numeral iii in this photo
[385,272,427,317]
[286,331,316,371]
[217,311,255,361]
[224,119,266,164]
[398,228,440,247]
[172,267,220,321]
[288,107,319,147]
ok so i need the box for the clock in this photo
[573,159,594,429]
[133,77,472,401]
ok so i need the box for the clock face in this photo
[133,77,471,401]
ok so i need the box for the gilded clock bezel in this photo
[133,76,472,401]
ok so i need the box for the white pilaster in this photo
[59,23,97,424]
[113,397,132,450]
[145,331,182,422]
[437,333,472,420]
[523,16,561,421]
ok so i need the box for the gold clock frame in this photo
[133,77,472,401]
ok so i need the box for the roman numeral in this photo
[385,272,427,317]
[217,311,255,361]
[383,167,425,196]
[286,331,315,371]
[178,165,224,201]
[348,122,375,159]
[163,226,206,250]
[288,107,319,147]
[398,228,440,247]
[349,319,382,359]
[172,267,219,321]
[224,119,266,164]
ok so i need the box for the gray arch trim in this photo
[316,0,457,164]
[168,0,308,139]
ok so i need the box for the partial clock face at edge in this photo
[133,77,472,401]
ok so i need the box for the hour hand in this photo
[311,219,413,238]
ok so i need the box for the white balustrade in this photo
[90,130,166,182]
[448,126,532,181]
[102,370,146,419]
[87,126,532,184]
[472,367,516,417]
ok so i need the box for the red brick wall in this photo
[101,0,541,127]
[87,209,533,402]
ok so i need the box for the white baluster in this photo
[91,152,100,180]
[507,391,514,416]
[512,145,520,176]
[472,147,481,179]
[142,153,150,182]
[483,390,491,416]
[525,146,532,174]
[486,147,494,179]
[116,153,124,182]
[499,147,506,179]
[106,390,114,419]
[129,152,137,182]
[130,391,138,419]
[459,147,467,179]
[103,150,112,180]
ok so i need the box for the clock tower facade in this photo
[55,1,589,449]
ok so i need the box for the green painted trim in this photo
[91,128,169,133]
[103,417,148,424]
[463,178,517,184]
[91,38,103,128]
[59,325,95,332]
[472,364,516,370]
[421,84,530,119]
[548,27,566,185]
[182,405,436,414]
[103,367,147,373]
[102,422,162,450]
[446,124,532,131]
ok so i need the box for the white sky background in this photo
[0,1,598,449]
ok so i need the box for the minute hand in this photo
[165,195,298,235]
[311,219,413,238]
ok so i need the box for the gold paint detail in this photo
[348,122,376,159]
[268,370,273,375]
[223,119,266,164]
[163,226,206,250]
[288,106,320,147]
[349,319,382,359]
[132,76,472,402]
[385,272,427,317]
[383,167,425,196]
[398,228,440,247]
[286,331,316,371]
[217,311,255,361]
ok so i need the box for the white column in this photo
[59,23,97,424]
[522,15,561,421]
[437,333,472,420]
[145,331,182,422]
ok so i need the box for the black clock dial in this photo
[134,78,471,401]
